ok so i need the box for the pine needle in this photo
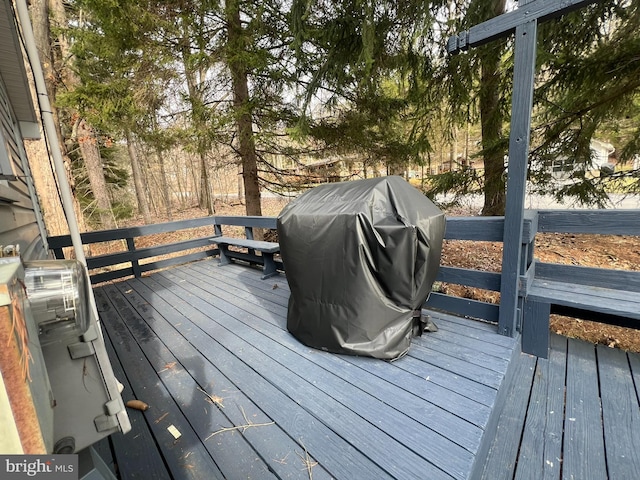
[204,420,275,441]
[197,386,224,409]
[296,440,318,480]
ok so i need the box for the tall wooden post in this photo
[499,3,537,336]
[448,0,599,336]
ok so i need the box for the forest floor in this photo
[117,196,640,353]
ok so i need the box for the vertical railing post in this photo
[244,226,255,256]
[126,237,141,278]
[498,12,538,337]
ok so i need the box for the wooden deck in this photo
[481,334,640,480]
[93,260,520,480]
[92,259,640,479]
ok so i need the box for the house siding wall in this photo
[0,75,47,260]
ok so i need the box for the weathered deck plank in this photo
[597,345,640,479]
[563,339,607,480]
[183,263,503,425]
[477,331,640,480]
[94,260,520,479]
[94,288,226,480]
[121,273,402,479]
[514,334,566,480]
[157,267,461,479]
[111,279,336,480]
[101,325,168,480]
[479,353,536,480]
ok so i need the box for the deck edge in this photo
[469,334,524,479]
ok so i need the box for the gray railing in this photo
[520,209,640,356]
[48,216,276,284]
[427,213,536,325]
[48,210,640,352]
[527,209,640,312]
[49,214,530,327]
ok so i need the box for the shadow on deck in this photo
[93,260,640,479]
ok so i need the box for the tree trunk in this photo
[226,0,262,219]
[43,0,115,229]
[388,162,405,177]
[199,153,214,214]
[77,119,116,228]
[156,147,173,221]
[125,130,151,224]
[477,0,507,216]
[189,153,200,207]
[28,0,88,234]
[237,163,244,202]
[180,43,214,215]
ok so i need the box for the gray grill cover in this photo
[277,176,445,359]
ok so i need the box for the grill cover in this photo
[277,176,445,359]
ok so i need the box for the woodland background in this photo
[23,0,640,232]
[21,0,640,349]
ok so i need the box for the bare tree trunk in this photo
[199,154,214,214]
[189,153,200,206]
[125,130,151,224]
[29,0,87,234]
[226,0,262,220]
[388,163,404,177]
[156,148,173,221]
[76,119,116,228]
[139,154,158,216]
[47,0,116,229]
[177,17,214,215]
[237,163,244,202]
[174,156,186,208]
[476,0,507,216]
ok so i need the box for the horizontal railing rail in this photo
[48,216,279,284]
[49,209,639,351]
[521,209,640,357]
[48,214,530,326]
[427,215,535,324]
[533,209,640,297]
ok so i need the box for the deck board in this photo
[179,264,500,425]
[479,352,536,480]
[124,274,407,479]
[94,260,519,479]
[93,260,640,479]
[95,288,226,480]
[597,345,640,479]
[563,339,607,480]
[478,331,640,480]
[157,268,461,479]
[101,325,168,480]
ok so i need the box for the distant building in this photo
[551,139,615,181]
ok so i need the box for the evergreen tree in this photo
[531,0,640,206]
[290,0,444,176]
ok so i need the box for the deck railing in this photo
[47,216,283,285]
[48,214,531,331]
[427,213,536,325]
[48,209,639,350]
[529,209,640,322]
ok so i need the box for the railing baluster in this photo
[127,237,141,278]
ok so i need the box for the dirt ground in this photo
[119,197,640,353]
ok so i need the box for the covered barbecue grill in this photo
[277,176,445,360]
